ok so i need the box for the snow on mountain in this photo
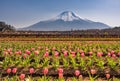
[53,11,80,21]
[21,11,111,31]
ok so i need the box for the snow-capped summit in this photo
[22,11,110,31]
[54,11,80,21]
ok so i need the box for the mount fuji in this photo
[22,11,110,31]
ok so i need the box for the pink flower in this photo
[31,48,35,51]
[74,70,80,76]
[97,52,103,57]
[34,50,39,55]
[7,48,12,53]
[118,52,120,56]
[9,52,13,55]
[112,54,116,58]
[52,47,56,51]
[106,73,110,79]
[7,68,11,74]
[18,50,22,55]
[111,50,115,54]
[15,50,22,55]
[25,50,31,55]
[71,51,75,55]
[58,68,63,74]
[64,51,68,57]
[107,53,111,57]
[46,48,49,51]
[23,54,27,59]
[71,51,76,57]
[44,52,49,57]
[43,68,48,75]
[81,53,85,57]
[79,75,83,79]
[89,52,93,56]
[15,51,19,55]
[29,68,35,74]
[90,69,96,75]
[54,51,59,57]
[4,51,8,56]
[12,68,17,74]
[37,46,41,50]
[19,74,25,80]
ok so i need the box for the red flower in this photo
[29,68,35,74]
[58,68,63,74]
[12,68,17,74]
[74,70,80,76]
[43,68,48,75]
[106,73,110,79]
[90,69,96,75]
[7,68,11,74]
[19,74,25,80]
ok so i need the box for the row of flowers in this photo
[6,67,111,80]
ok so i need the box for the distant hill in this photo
[21,11,110,31]
[0,22,15,32]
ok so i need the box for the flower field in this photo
[0,41,120,81]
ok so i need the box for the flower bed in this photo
[0,41,120,81]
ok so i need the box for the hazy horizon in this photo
[0,0,120,28]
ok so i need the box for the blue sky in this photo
[0,0,120,28]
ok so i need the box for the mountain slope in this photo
[22,11,110,31]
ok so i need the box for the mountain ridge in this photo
[21,11,110,31]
